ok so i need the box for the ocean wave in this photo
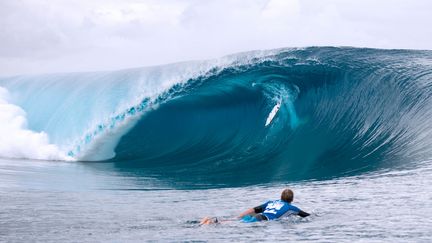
[1,47,432,183]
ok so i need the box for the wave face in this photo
[1,47,432,185]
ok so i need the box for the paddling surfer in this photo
[200,188,309,224]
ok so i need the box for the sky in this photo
[1,0,431,76]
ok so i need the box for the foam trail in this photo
[0,87,73,161]
[286,100,299,129]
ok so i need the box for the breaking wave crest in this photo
[1,47,432,184]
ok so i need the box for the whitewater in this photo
[1,47,432,242]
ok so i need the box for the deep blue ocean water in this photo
[1,47,432,241]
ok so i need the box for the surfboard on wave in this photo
[265,101,281,127]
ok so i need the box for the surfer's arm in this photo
[238,208,255,218]
[238,204,266,218]
[297,210,310,218]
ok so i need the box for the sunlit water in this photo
[1,158,431,242]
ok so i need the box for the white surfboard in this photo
[265,101,281,126]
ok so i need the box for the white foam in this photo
[0,87,73,161]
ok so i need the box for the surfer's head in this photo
[281,189,294,203]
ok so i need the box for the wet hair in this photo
[281,189,294,203]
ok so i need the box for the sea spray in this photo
[0,86,73,160]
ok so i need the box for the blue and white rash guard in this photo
[254,199,307,220]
